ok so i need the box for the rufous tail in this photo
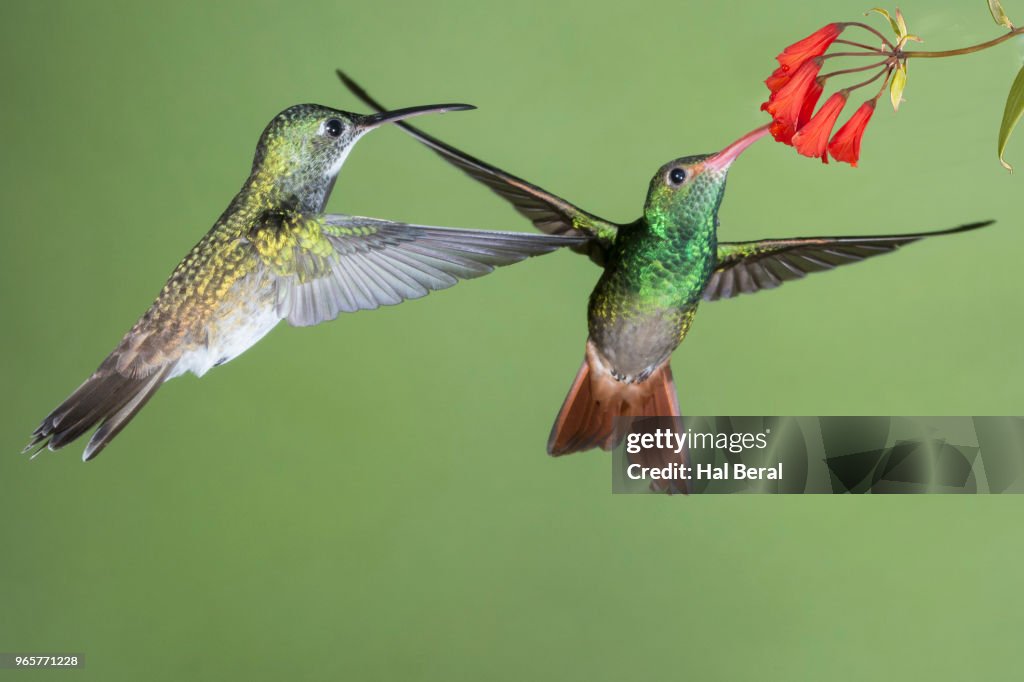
[547,341,680,455]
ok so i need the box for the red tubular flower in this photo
[828,100,876,166]
[764,24,845,100]
[797,79,824,130]
[761,59,823,145]
[775,23,844,73]
[792,91,848,162]
[765,67,791,93]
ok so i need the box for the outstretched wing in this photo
[264,214,586,327]
[703,221,993,301]
[337,70,618,249]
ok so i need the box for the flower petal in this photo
[762,59,823,145]
[775,23,844,72]
[798,79,824,130]
[793,91,848,162]
[828,100,876,166]
[765,66,792,93]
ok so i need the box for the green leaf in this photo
[867,7,901,36]
[890,63,908,112]
[997,65,1024,171]
[894,8,908,37]
[987,0,1015,29]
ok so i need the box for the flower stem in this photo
[821,60,890,80]
[846,66,891,94]
[872,68,894,101]
[844,22,895,51]
[902,27,1024,59]
[823,51,888,59]
[835,38,886,52]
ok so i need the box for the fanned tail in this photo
[547,341,679,455]
[24,359,173,461]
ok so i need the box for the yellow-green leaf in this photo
[987,0,1015,29]
[867,7,901,36]
[894,8,908,36]
[890,63,908,112]
[997,65,1024,171]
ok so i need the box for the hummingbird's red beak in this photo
[704,125,771,173]
[357,103,475,131]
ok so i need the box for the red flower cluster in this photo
[761,24,878,166]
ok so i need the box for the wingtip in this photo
[903,220,995,241]
[959,220,996,232]
[336,69,367,98]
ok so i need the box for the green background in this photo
[1,0,1022,679]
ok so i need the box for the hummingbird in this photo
[25,101,585,461]
[338,70,993,455]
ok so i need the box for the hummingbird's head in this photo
[643,125,770,236]
[249,101,474,211]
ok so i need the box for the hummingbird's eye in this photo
[323,118,344,138]
[668,168,687,185]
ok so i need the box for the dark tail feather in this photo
[547,342,680,455]
[25,363,172,461]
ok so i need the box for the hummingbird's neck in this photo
[639,209,719,296]
[646,207,718,245]
[240,167,336,215]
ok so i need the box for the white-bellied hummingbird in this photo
[25,101,585,460]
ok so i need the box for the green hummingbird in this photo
[25,101,585,461]
[338,70,993,455]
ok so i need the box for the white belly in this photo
[169,301,281,379]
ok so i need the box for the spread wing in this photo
[703,221,993,301]
[262,214,587,327]
[337,70,618,250]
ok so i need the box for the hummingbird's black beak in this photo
[357,103,475,131]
